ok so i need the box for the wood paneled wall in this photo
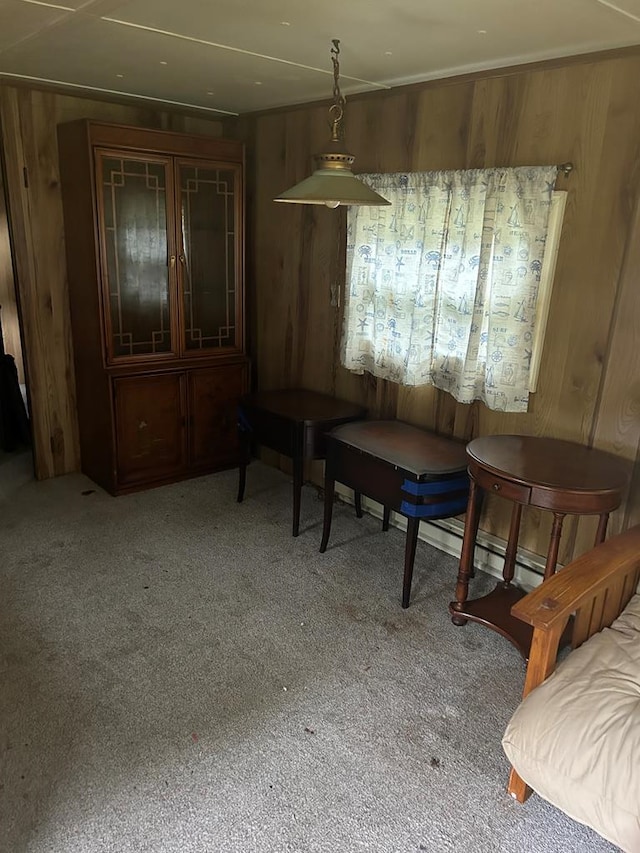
[228,49,640,563]
[2,51,640,565]
[0,84,223,479]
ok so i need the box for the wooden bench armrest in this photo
[512,523,640,694]
[512,523,640,634]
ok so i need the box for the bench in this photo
[502,524,640,851]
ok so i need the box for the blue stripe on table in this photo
[400,497,469,519]
[401,476,469,496]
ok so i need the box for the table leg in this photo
[237,429,250,503]
[292,454,303,537]
[354,490,363,518]
[451,477,483,625]
[543,512,565,580]
[595,513,609,545]
[382,506,391,531]
[320,476,335,553]
[502,503,523,586]
[402,516,420,609]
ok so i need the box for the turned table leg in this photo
[595,512,609,545]
[451,477,482,625]
[502,503,523,586]
[543,512,566,580]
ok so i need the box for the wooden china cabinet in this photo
[57,121,249,494]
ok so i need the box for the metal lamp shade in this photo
[274,166,391,208]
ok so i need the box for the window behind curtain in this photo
[341,167,562,413]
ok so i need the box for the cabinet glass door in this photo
[97,151,175,361]
[178,160,242,354]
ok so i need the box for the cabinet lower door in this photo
[189,364,247,469]
[114,373,186,486]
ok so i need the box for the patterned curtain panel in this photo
[341,166,558,413]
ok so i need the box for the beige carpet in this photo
[0,459,617,852]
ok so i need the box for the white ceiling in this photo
[0,0,639,115]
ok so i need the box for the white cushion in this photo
[502,593,640,852]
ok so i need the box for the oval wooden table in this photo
[449,435,630,659]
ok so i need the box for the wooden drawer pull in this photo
[493,482,501,491]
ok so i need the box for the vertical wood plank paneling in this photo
[243,49,640,564]
[2,49,640,564]
[255,111,297,390]
[0,168,23,382]
[228,114,257,371]
[564,58,640,554]
[0,87,80,477]
[587,137,640,537]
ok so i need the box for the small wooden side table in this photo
[449,435,629,659]
[237,389,367,536]
[320,420,469,608]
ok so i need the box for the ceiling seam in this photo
[99,16,390,90]
[19,0,75,10]
[595,0,640,24]
[0,71,239,114]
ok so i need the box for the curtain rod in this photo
[557,162,574,177]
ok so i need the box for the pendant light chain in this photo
[329,39,345,143]
[273,38,390,206]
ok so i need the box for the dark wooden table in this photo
[449,434,629,659]
[237,389,366,536]
[320,420,469,608]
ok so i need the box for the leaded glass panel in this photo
[179,163,238,351]
[99,154,173,359]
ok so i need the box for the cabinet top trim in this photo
[58,119,244,163]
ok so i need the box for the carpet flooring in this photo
[0,459,617,852]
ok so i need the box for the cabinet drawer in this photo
[473,467,532,504]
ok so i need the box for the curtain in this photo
[341,166,558,413]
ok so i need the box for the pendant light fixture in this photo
[274,39,391,208]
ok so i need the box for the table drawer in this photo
[239,407,296,457]
[473,467,531,504]
[326,438,406,510]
